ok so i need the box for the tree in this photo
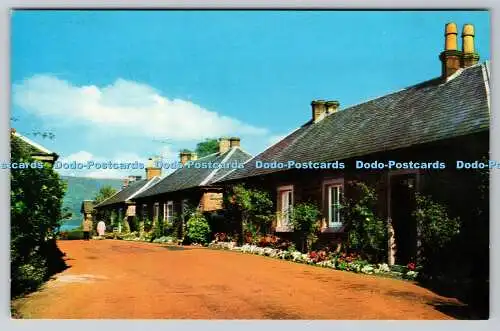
[10,133,67,297]
[92,186,118,228]
[93,186,117,204]
[195,138,218,157]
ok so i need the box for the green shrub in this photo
[143,217,153,232]
[186,212,211,244]
[413,193,460,273]
[122,217,131,234]
[130,216,139,232]
[223,184,274,244]
[150,220,163,242]
[342,181,387,262]
[11,256,48,295]
[65,230,84,240]
[290,202,321,252]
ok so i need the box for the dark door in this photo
[390,174,417,265]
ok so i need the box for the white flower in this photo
[361,265,374,274]
[375,263,390,273]
[291,251,302,261]
[406,271,419,279]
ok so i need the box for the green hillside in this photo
[60,176,123,230]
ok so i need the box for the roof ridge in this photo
[206,147,254,183]
[194,151,220,161]
[227,125,304,171]
[233,146,253,158]
[126,176,161,201]
[94,178,147,208]
[200,147,237,186]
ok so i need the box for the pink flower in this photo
[407,262,416,271]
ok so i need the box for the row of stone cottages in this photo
[90,23,490,265]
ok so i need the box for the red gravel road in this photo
[13,240,463,319]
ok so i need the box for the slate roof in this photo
[80,200,94,214]
[132,147,252,200]
[218,62,490,182]
[94,176,161,208]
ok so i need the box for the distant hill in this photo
[60,176,123,230]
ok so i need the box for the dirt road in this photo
[13,240,462,319]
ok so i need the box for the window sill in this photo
[275,226,294,233]
[321,225,345,233]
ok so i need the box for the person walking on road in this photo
[97,220,106,237]
[82,216,93,241]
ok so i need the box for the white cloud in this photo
[84,169,126,179]
[12,75,268,141]
[61,150,94,163]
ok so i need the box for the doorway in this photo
[390,173,418,265]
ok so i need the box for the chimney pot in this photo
[229,137,240,148]
[325,100,340,114]
[311,100,327,123]
[461,23,479,68]
[219,137,231,154]
[439,22,462,79]
[444,22,458,50]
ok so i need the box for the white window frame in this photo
[165,201,174,223]
[153,202,159,221]
[323,179,344,228]
[277,185,293,232]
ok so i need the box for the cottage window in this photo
[141,204,148,221]
[164,201,174,223]
[277,185,293,231]
[327,184,343,227]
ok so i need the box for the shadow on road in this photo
[161,245,192,251]
[430,301,487,320]
[418,278,489,320]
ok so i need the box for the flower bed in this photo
[208,241,418,280]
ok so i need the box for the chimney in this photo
[219,137,230,154]
[325,100,340,114]
[461,23,480,68]
[179,151,191,165]
[229,137,240,148]
[311,100,327,123]
[439,22,462,79]
[122,178,130,189]
[145,157,161,180]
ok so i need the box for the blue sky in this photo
[10,10,490,178]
